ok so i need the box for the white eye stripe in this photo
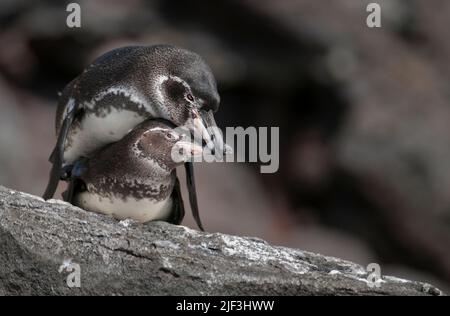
[154,75,169,106]
[143,127,180,139]
[154,75,191,96]
[147,127,171,133]
[168,75,190,90]
[154,75,191,118]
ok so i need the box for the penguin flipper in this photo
[43,101,79,200]
[168,175,185,225]
[185,162,205,231]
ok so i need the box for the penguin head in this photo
[133,120,203,170]
[148,45,229,158]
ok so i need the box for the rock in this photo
[0,186,443,296]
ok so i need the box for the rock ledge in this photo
[0,186,443,296]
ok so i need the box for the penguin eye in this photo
[186,93,194,102]
[164,131,177,141]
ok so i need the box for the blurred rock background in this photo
[0,0,449,291]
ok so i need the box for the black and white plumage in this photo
[43,45,227,230]
[66,120,203,224]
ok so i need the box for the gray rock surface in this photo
[0,185,444,296]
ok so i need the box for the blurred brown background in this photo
[1,0,449,292]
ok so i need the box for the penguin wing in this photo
[43,99,82,200]
[185,162,205,231]
[62,178,83,204]
[168,173,185,225]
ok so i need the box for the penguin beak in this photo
[173,140,204,162]
[190,109,215,151]
[188,108,233,160]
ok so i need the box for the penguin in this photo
[43,45,228,230]
[65,119,204,225]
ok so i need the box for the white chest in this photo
[64,108,146,164]
[75,191,173,223]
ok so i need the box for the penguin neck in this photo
[142,155,175,182]
[119,157,176,201]
[142,164,176,202]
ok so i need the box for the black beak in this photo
[200,109,232,159]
